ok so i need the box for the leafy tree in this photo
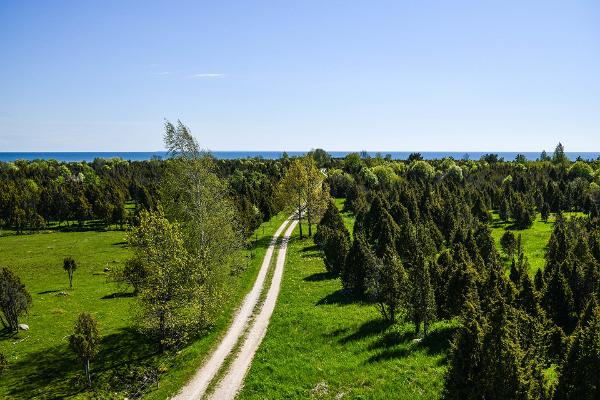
[69,312,100,387]
[63,256,77,289]
[279,158,309,238]
[127,209,197,351]
[308,148,332,168]
[161,120,242,328]
[0,267,32,332]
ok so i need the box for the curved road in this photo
[172,217,291,400]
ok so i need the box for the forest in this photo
[1,139,600,399]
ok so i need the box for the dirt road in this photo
[208,219,298,400]
[172,217,291,400]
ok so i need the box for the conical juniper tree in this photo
[408,250,436,336]
[342,232,374,296]
[443,298,487,400]
[365,247,408,323]
[554,302,600,400]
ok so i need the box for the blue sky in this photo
[1,0,599,152]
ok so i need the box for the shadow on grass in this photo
[367,324,457,364]
[301,245,320,252]
[303,271,337,282]
[316,289,364,306]
[4,327,156,399]
[101,292,135,299]
[0,327,18,340]
[247,235,273,252]
[340,318,393,344]
[38,289,60,295]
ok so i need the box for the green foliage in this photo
[0,351,6,376]
[127,209,197,351]
[500,230,518,258]
[0,267,32,332]
[69,312,100,386]
[316,201,351,275]
[63,256,77,289]
[408,253,436,336]
[554,304,600,400]
[366,247,409,322]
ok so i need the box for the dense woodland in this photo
[316,144,600,399]
[2,139,600,398]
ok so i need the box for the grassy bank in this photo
[0,212,289,399]
[239,202,452,399]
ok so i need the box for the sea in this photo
[0,151,599,163]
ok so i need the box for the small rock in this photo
[56,291,69,297]
[104,267,110,272]
[310,381,329,398]
[18,324,29,331]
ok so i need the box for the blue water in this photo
[0,151,598,162]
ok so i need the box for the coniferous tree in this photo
[408,251,436,336]
[554,304,600,400]
[342,233,374,295]
[365,247,409,322]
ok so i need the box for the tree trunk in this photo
[307,208,313,237]
[297,202,303,239]
[84,359,91,386]
[69,272,73,289]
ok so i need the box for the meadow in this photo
[0,212,289,399]
[239,202,453,400]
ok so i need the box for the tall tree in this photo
[0,267,32,332]
[63,256,77,289]
[69,312,100,387]
[127,209,197,351]
[554,304,600,400]
[366,247,409,322]
[161,120,242,327]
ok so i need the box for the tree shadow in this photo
[316,289,364,306]
[301,245,320,252]
[4,326,156,399]
[0,327,18,340]
[366,324,457,364]
[340,318,392,344]
[303,271,337,282]
[101,292,135,299]
[38,289,60,295]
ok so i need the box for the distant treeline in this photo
[0,156,290,237]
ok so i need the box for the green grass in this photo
[239,203,453,399]
[489,211,581,274]
[0,212,290,399]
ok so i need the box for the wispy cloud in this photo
[189,73,225,79]
[156,71,171,75]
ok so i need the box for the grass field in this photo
[0,212,289,399]
[239,201,453,399]
[489,211,582,274]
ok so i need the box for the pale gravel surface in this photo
[209,219,299,400]
[172,217,291,400]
